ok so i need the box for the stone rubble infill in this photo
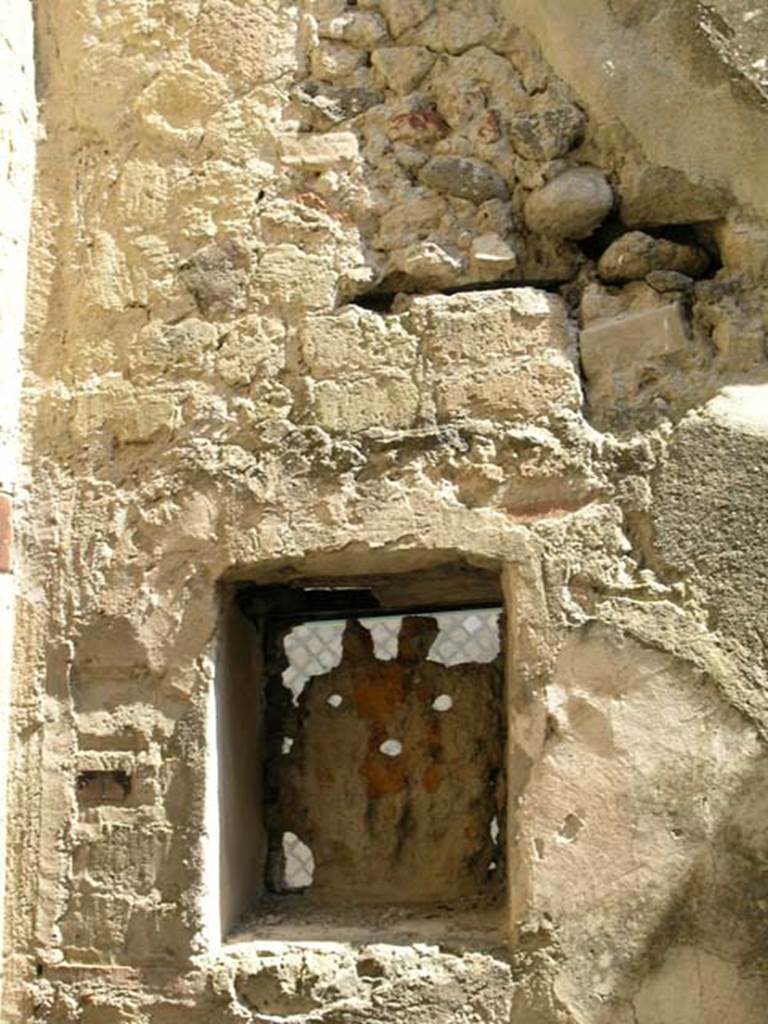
[524,166,614,240]
[598,230,710,283]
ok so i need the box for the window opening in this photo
[218,570,508,943]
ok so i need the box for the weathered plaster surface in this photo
[3,1,768,1022]
[0,0,36,998]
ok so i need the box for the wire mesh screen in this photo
[425,610,502,665]
[282,608,502,703]
[282,621,346,703]
[281,832,315,890]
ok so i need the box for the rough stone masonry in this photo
[2,0,768,1022]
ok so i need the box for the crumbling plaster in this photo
[3,0,768,1022]
[0,0,37,999]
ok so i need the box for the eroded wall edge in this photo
[0,0,37,995]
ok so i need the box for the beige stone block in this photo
[310,40,368,80]
[244,381,294,422]
[123,902,191,963]
[255,245,338,311]
[580,303,689,382]
[215,314,285,387]
[71,381,180,445]
[403,288,580,421]
[113,396,181,445]
[280,132,360,170]
[523,626,768,1017]
[406,287,574,363]
[580,280,672,327]
[189,0,299,86]
[619,162,730,228]
[371,45,435,94]
[716,215,768,281]
[434,4,505,55]
[434,357,581,422]
[83,230,134,311]
[308,373,420,431]
[59,891,132,962]
[131,319,220,381]
[301,306,417,378]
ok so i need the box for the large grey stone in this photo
[179,240,251,319]
[524,166,614,240]
[598,230,710,283]
[508,105,585,161]
[418,155,509,204]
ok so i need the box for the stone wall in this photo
[4,1,768,1022]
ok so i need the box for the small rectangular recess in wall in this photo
[76,770,131,804]
[215,564,509,945]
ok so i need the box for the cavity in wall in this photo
[214,564,509,944]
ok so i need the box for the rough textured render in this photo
[1,0,768,1022]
